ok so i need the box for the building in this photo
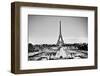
[55,21,67,59]
[57,21,64,47]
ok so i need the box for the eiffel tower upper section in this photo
[57,21,64,47]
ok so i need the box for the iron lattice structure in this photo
[57,21,64,46]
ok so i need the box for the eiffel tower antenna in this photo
[57,20,64,46]
[60,21,61,36]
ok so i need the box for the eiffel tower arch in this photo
[57,21,64,47]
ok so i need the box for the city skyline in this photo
[28,15,88,44]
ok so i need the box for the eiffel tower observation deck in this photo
[57,21,64,47]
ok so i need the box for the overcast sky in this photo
[28,15,88,44]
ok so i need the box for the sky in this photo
[28,15,88,44]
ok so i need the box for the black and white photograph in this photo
[28,15,88,61]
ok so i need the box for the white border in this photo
[20,7,95,70]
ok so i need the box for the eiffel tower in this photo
[57,21,64,47]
